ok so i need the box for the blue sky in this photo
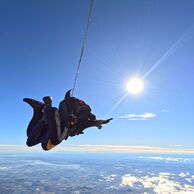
[1,0,194,149]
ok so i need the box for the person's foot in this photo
[41,96,52,123]
[42,96,52,108]
[23,98,44,110]
[43,96,52,106]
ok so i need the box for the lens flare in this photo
[126,78,143,94]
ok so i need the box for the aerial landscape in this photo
[1,153,194,193]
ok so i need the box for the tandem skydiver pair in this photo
[23,90,113,151]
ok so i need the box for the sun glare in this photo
[126,78,143,94]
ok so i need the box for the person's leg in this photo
[23,98,47,147]
[26,107,48,147]
[40,108,69,151]
[23,98,44,135]
[41,107,68,146]
[39,97,68,151]
[26,108,43,136]
[26,122,47,147]
[41,128,52,151]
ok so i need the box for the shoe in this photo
[42,96,52,108]
[23,98,44,109]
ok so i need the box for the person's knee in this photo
[26,139,35,147]
[50,137,60,145]
[41,140,57,151]
[41,142,49,151]
[42,147,49,151]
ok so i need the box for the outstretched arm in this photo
[70,118,113,137]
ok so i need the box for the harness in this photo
[67,99,86,127]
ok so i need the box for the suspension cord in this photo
[71,0,94,96]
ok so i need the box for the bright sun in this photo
[126,78,143,94]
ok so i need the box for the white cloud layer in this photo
[179,172,190,177]
[120,172,194,194]
[99,174,116,182]
[120,113,156,120]
[0,159,83,171]
[139,156,194,162]
[1,144,194,154]
[169,145,184,147]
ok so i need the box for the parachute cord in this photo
[71,0,94,96]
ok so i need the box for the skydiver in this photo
[59,90,113,136]
[23,91,113,151]
[24,96,68,151]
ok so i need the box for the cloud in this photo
[169,145,184,147]
[0,157,83,171]
[186,178,192,183]
[120,172,194,194]
[99,174,116,182]
[76,145,194,154]
[119,113,156,120]
[1,144,194,154]
[179,172,190,177]
[0,167,8,170]
[139,156,194,162]
[139,156,164,160]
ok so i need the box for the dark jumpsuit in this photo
[26,97,105,151]
[26,107,67,151]
[59,97,99,136]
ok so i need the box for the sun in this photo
[126,78,143,94]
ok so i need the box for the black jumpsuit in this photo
[26,107,68,150]
[26,95,109,151]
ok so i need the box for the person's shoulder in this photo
[71,97,85,104]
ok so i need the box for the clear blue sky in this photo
[1,0,194,148]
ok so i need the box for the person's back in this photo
[59,90,94,123]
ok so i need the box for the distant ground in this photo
[0,153,194,194]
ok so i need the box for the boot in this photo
[23,98,44,110]
[42,96,52,109]
[42,96,52,123]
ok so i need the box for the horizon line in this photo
[0,144,194,154]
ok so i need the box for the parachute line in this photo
[71,0,94,96]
